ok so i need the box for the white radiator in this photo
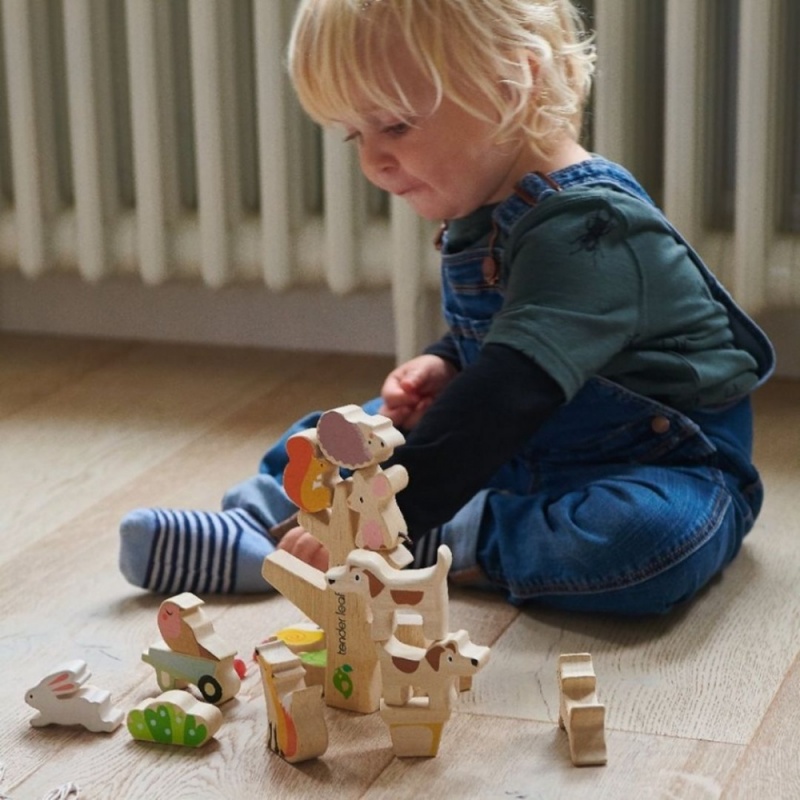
[0,0,797,362]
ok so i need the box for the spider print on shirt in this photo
[570,210,617,257]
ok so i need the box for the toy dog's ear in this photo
[425,645,446,672]
[364,570,384,598]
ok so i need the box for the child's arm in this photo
[379,354,459,430]
[387,342,565,536]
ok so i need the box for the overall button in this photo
[651,416,671,434]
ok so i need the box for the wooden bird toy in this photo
[255,640,328,763]
[25,660,123,733]
[142,592,241,704]
[557,653,607,766]
[127,690,222,747]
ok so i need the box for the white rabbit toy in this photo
[26,659,123,733]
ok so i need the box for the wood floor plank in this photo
[363,712,743,800]
[0,342,316,556]
[466,380,800,747]
[0,333,135,421]
[467,552,800,746]
[720,653,800,798]
[2,336,799,799]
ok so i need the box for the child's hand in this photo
[277,526,329,571]
[379,354,458,430]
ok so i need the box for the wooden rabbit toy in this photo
[25,659,123,733]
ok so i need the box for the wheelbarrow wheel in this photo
[198,674,223,704]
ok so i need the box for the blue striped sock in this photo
[119,507,274,594]
[411,527,443,569]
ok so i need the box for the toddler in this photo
[120,0,774,615]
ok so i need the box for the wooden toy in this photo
[263,406,413,715]
[325,545,453,642]
[317,404,405,469]
[317,405,412,565]
[127,690,222,747]
[379,698,452,758]
[25,660,123,733]
[347,463,410,552]
[284,429,340,513]
[378,630,490,710]
[255,640,328,763]
[256,623,327,689]
[263,543,381,714]
[263,402,491,759]
[142,592,241,704]
[557,653,607,766]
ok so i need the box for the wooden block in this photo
[263,547,381,714]
[298,480,357,568]
[347,464,410,552]
[255,641,328,763]
[258,623,327,690]
[127,690,222,747]
[141,646,241,705]
[379,697,451,758]
[142,592,241,705]
[325,545,453,642]
[557,653,607,766]
[317,405,405,469]
[378,630,490,711]
[283,429,339,513]
[25,660,123,733]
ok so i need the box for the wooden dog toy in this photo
[127,690,222,747]
[378,629,490,711]
[142,592,241,704]
[25,660,123,732]
[325,545,452,642]
[557,653,607,766]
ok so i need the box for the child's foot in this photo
[119,507,274,594]
[411,527,443,568]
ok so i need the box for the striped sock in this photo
[411,527,443,569]
[119,507,274,594]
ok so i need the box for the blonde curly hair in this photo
[288,0,596,158]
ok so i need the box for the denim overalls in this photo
[233,158,775,616]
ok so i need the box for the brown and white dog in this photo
[325,545,453,642]
[379,630,491,710]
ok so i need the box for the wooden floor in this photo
[1,332,799,800]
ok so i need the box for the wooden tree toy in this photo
[25,660,123,733]
[263,405,412,714]
[255,640,328,763]
[557,653,607,766]
[127,690,222,747]
[141,592,241,705]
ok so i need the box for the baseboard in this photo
[0,271,398,355]
[0,271,795,380]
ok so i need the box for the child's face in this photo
[342,50,538,220]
